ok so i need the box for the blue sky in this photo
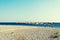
[0,0,60,22]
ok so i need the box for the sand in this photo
[0,26,60,40]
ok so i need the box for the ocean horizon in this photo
[0,22,60,28]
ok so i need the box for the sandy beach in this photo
[0,26,60,40]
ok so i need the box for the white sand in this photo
[0,26,60,40]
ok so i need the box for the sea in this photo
[0,22,60,28]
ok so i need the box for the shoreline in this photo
[0,25,59,31]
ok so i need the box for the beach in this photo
[0,26,60,40]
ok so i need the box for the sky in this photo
[0,0,60,22]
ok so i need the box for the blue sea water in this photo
[54,23,60,28]
[54,25,60,28]
[0,22,60,28]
